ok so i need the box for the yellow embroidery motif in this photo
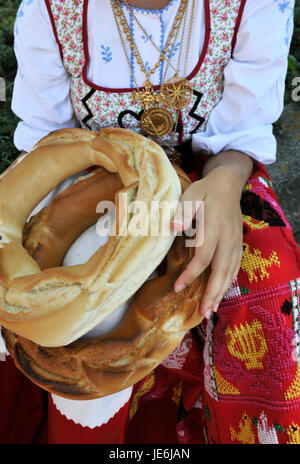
[242,215,269,231]
[286,423,300,444]
[241,243,280,283]
[285,364,300,401]
[213,366,240,395]
[230,412,256,444]
[226,320,268,370]
[172,381,183,406]
[129,373,155,419]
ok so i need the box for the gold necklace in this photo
[111,0,195,163]
[112,0,187,82]
[126,0,194,111]
[139,0,190,141]
[112,0,185,140]
[137,0,189,138]
[112,1,191,131]
[118,0,194,112]
[121,0,179,74]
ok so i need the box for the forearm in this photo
[202,150,254,198]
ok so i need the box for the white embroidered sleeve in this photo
[11,0,78,153]
[191,0,295,165]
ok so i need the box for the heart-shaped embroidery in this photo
[118,109,144,128]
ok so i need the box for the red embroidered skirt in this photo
[126,161,300,445]
[1,161,299,444]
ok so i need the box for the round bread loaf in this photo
[0,127,182,347]
[2,160,209,399]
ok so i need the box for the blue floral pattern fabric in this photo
[274,0,295,45]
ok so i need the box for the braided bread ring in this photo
[2,165,208,399]
[0,128,182,347]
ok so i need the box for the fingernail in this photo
[213,303,219,313]
[172,220,184,231]
[175,283,185,293]
[204,308,212,319]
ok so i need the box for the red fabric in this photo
[126,398,179,444]
[124,162,300,444]
[48,396,130,444]
[0,355,47,444]
[125,329,206,444]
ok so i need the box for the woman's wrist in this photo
[202,150,254,199]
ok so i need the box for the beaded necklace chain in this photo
[111,0,195,163]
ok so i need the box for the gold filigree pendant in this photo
[140,107,174,137]
[160,77,193,110]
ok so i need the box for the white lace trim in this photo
[51,386,133,429]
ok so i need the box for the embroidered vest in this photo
[45,0,246,147]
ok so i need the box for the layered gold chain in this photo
[110,0,195,163]
[111,0,188,80]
